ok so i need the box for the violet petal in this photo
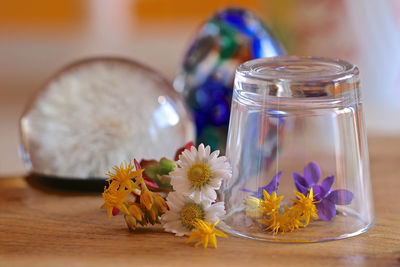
[303,162,321,185]
[240,188,254,193]
[311,185,325,201]
[264,171,282,195]
[240,172,283,198]
[255,188,264,198]
[327,189,354,205]
[316,199,336,221]
[321,175,335,193]
[293,172,308,194]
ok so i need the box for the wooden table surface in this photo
[1,137,400,266]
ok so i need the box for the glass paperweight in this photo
[20,58,195,180]
[174,7,285,152]
[221,56,374,242]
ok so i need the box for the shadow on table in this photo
[25,173,106,194]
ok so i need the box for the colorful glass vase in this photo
[174,7,285,151]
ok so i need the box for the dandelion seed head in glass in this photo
[174,7,285,152]
[222,56,374,242]
[20,58,195,179]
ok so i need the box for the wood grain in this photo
[0,137,400,266]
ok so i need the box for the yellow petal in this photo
[212,219,220,228]
[210,234,217,248]
[186,234,198,244]
[118,203,130,215]
[203,235,209,248]
[263,190,271,200]
[106,207,112,219]
[214,229,228,238]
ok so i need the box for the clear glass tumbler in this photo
[222,56,374,242]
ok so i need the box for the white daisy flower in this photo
[161,192,225,236]
[170,143,232,203]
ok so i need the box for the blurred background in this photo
[1,0,400,175]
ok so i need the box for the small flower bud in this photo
[148,207,158,224]
[124,215,137,232]
[128,203,143,222]
[154,193,168,213]
[140,190,153,210]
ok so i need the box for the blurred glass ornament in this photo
[20,57,195,180]
[174,7,285,151]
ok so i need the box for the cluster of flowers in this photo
[245,186,318,233]
[244,162,354,233]
[162,143,232,247]
[101,142,232,248]
[102,159,169,231]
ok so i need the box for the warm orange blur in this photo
[0,0,85,29]
[135,0,260,20]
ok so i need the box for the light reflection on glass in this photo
[153,96,180,128]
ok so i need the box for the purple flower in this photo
[293,162,354,221]
[241,171,282,199]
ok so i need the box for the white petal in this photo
[190,145,198,155]
[199,197,212,208]
[205,202,226,222]
[192,190,201,203]
[209,150,220,161]
[170,170,185,179]
[164,220,188,236]
[204,145,211,158]
[166,200,182,212]
[202,185,217,202]
[170,176,184,187]
[166,192,184,207]
[198,143,206,161]
[182,149,195,163]
[210,156,227,166]
[208,177,222,188]
[211,170,231,180]
[179,158,191,169]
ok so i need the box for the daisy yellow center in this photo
[180,203,204,229]
[187,163,211,186]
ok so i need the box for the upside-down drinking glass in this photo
[221,56,374,242]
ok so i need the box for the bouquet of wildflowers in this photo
[102,143,354,247]
[101,142,231,248]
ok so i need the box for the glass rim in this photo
[235,56,360,98]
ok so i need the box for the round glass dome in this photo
[20,58,195,179]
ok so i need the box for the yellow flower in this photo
[260,190,284,216]
[180,203,205,230]
[245,190,284,220]
[258,213,286,234]
[101,181,130,218]
[106,161,143,192]
[258,205,305,233]
[282,206,304,232]
[187,162,211,187]
[292,188,319,225]
[186,219,228,248]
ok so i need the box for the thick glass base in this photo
[220,206,374,243]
